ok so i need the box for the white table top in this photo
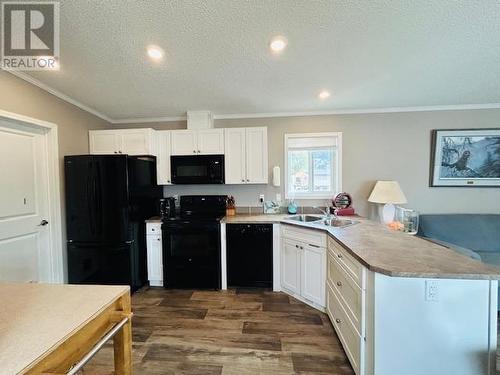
[0,283,129,374]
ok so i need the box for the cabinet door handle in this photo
[198,150,201,153]
[241,179,245,182]
[295,244,299,248]
[193,150,196,153]
[300,246,304,250]
[335,318,341,324]
[246,179,250,182]
[157,238,161,241]
[337,253,343,259]
[336,281,342,287]
[119,150,122,154]
[308,244,320,248]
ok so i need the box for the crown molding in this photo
[7,70,500,124]
[6,71,113,123]
[112,115,187,124]
[212,103,500,120]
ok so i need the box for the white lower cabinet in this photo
[281,239,301,294]
[327,237,366,375]
[301,243,326,306]
[281,225,326,309]
[281,224,498,375]
[146,222,163,287]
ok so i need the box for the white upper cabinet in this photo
[89,131,120,154]
[89,129,156,156]
[171,129,224,155]
[171,130,198,155]
[224,128,246,183]
[157,130,172,185]
[198,129,224,154]
[246,127,268,183]
[225,127,268,184]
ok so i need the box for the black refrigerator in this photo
[65,155,162,291]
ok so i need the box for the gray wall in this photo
[122,109,500,218]
[0,72,109,253]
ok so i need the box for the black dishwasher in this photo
[226,224,273,288]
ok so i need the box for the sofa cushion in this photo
[424,238,482,261]
[418,214,500,253]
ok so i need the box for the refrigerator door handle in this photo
[94,162,103,235]
[86,163,95,235]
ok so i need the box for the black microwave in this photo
[170,154,225,184]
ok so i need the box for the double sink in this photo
[286,214,358,228]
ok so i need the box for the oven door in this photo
[170,155,224,184]
[162,221,221,289]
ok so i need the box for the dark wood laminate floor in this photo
[83,287,354,374]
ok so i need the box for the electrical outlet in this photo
[276,193,282,202]
[259,194,265,204]
[425,280,439,302]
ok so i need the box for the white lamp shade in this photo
[368,181,407,204]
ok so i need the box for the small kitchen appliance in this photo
[159,197,176,219]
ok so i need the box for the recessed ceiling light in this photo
[318,90,331,100]
[147,45,164,60]
[270,36,287,53]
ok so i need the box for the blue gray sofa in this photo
[418,214,500,308]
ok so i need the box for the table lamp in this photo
[368,181,407,224]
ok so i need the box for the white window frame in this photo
[284,132,342,199]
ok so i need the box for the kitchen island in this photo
[0,283,132,375]
[222,213,500,375]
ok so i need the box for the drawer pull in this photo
[308,243,320,248]
[335,318,341,324]
[157,238,161,241]
[336,281,342,287]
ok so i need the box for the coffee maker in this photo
[159,197,176,219]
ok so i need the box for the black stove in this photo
[161,195,226,289]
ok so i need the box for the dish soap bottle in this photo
[287,199,298,214]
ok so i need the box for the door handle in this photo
[38,220,49,226]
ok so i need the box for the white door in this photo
[0,121,51,282]
[224,128,246,184]
[171,130,198,155]
[197,129,224,154]
[157,130,172,185]
[89,130,119,154]
[120,129,151,155]
[281,239,301,294]
[146,234,163,283]
[245,127,268,183]
[301,244,326,306]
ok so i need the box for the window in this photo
[285,133,342,199]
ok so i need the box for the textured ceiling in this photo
[24,0,500,121]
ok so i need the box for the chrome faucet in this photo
[312,206,334,219]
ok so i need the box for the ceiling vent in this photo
[187,111,214,130]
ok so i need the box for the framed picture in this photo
[430,128,500,187]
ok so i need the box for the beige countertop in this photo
[0,283,129,374]
[150,213,500,279]
[279,216,500,280]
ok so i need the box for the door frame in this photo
[0,109,64,283]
